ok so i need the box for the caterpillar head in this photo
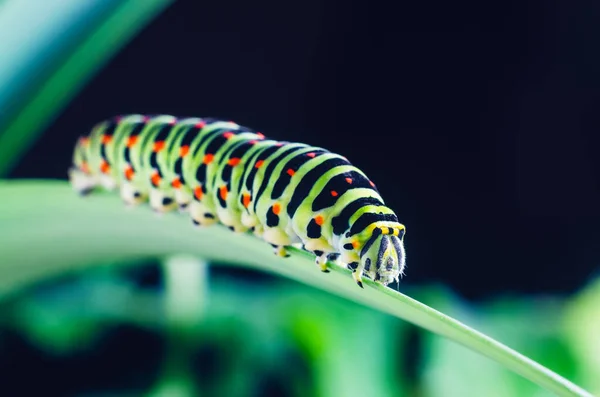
[359,226,406,286]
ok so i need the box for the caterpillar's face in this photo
[360,232,405,286]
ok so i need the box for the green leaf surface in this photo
[0,180,593,397]
[0,0,173,175]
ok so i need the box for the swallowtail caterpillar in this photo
[69,115,406,288]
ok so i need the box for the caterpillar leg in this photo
[120,183,147,206]
[290,242,304,250]
[314,250,330,273]
[303,238,333,252]
[227,223,250,233]
[271,244,290,258]
[327,253,341,265]
[174,188,192,212]
[252,224,264,238]
[347,261,359,272]
[303,237,335,270]
[262,226,292,248]
[241,211,259,229]
[98,174,118,191]
[263,227,293,259]
[216,208,249,233]
[220,219,249,233]
[149,189,178,213]
[351,262,365,288]
[189,201,218,227]
[68,168,97,196]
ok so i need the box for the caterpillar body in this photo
[69,115,406,288]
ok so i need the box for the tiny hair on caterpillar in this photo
[69,115,406,288]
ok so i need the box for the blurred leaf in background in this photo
[0,0,173,175]
[563,277,600,395]
[2,270,599,396]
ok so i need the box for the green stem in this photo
[0,180,593,397]
[148,256,207,397]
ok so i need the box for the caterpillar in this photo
[69,115,406,288]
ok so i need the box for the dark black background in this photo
[9,1,600,299]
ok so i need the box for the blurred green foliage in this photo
[0,0,173,175]
[0,267,599,396]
